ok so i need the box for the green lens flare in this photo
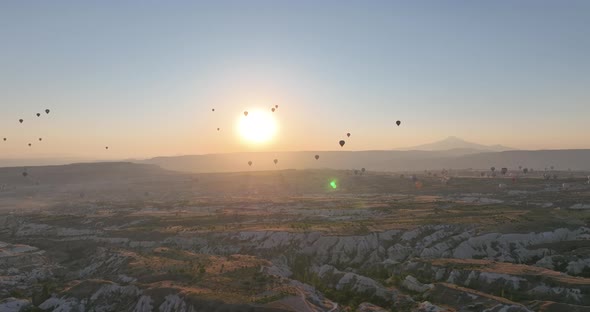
[330,180,337,189]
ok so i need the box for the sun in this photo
[238,109,277,143]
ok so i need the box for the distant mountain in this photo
[139,149,590,173]
[398,136,514,153]
[0,157,96,168]
[3,150,588,176]
[0,162,176,185]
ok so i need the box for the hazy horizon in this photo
[2,1,590,160]
[4,135,590,168]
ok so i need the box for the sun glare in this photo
[238,110,277,143]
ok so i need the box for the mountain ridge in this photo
[2,149,590,173]
[138,149,590,172]
[397,136,515,152]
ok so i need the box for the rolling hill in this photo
[139,149,590,173]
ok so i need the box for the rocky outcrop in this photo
[0,241,56,298]
[77,247,130,279]
[315,264,400,304]
[39,280,141,312]
[526,300,590,312]
[189,226,590,270]
[451,228,590,263]
[402,275,433,293]
[14,222,99,237]
[399,259,590,306]
[8,218,590,273]
[415,301,446,312]
[424,283,533,312]
[40,279,293,312]
[0,298,31,312]
[356,302,388,311]
[4,217,590,311]
[536,254,590,276]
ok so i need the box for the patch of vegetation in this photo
[290,254,314,282]
[290,254,394,310]
[320,282,393,311]
[578,267,590,278]
[252,291,291,304]
[32,280,57,306]
[498,288,533,303]
[9,288,27,299]
[553,258,569,272]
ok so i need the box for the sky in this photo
[1,0,589,160]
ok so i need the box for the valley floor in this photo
[2,167,590,311]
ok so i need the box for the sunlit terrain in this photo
[2,163,590,311]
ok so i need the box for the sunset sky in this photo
[1,1,589,160]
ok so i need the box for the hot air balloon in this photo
[523,168,528,174]
[45,109,50,114]
[105,146,109,150]
[275,105,279,109]
[490,167,495,172]
[217,128,220,131]
[339,140,345,147]
[212,108,215,112]
[315,155,319,160]
[271,108,275,112]
[248,161,252,166]
[244,111,248,117]
[36,113,41,117]
[346,133,351,138]
[19,119,23,123]
[361,168,366,173]
[354,170,359,175]
[22,172,28,177]
[396,120,401,126]
[28,143,31,147]
[273,159,278,165]
[38,138,42,141]
[501,168,508,175]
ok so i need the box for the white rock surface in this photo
[0,298,31,312]
[401,275,433,293]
